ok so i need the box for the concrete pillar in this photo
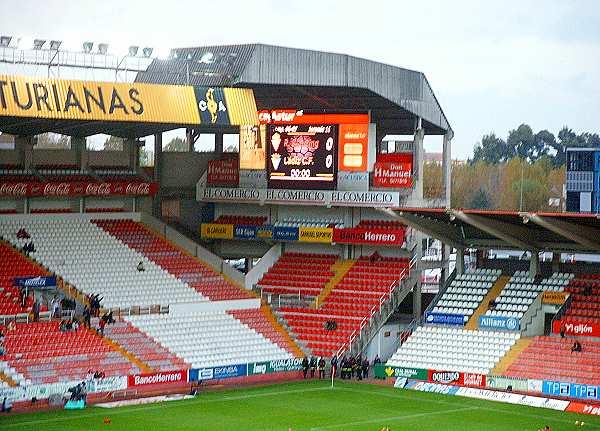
[456,248,465,275]
[412,279,422,321]
[215,133,224,154]
[16,136,34,170]
[413,121,424,201]
[442,133,452,208]
[186,128,194,152]
[529,252,540,278]
[551,252,561,274]
[124,139,137,171]
[153,133,163,218]
[71,137,87,170]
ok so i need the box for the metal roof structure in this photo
[380,207,600,253]
[135,44,453,138]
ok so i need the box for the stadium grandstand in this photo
[0,39,598,430]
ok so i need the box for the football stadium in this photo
[0,33,599,431]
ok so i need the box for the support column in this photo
[456,247,465,275]
[442,132,452,208]
[186,128,194,152]
[413,279,422,321]
[215,132,224,154]
[16,136,34,170]
[124,139,138,171]
[153,133,163,218]
[529,252,540,278]
[71,137,87,171]
[551,252,561,273]
[413,120,424,201]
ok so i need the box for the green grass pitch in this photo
[1,380,599,431]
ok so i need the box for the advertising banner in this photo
[298,227,333,243]
[552,320,600,337]
[0,181,158,197]
[272,226,299,241]
[478,315,520,331]
[566,402,600,416]
[267,124,338,190]
[256,226,274,240]
[128,370,187,388]
[239,125,267,170]
[409,381,460,396]
[543,381,600,401]
[194,86,258,125]
[486,375,529,392]
[200,223,234,240]
[542,291,568,304]
[374,364,428,380]
[373,162,413,188]
[333,227,404,246]
[428,370,462,385]
[338,123,368,171]
[337,171,369,191]
[239,170,267,189]
[14,276,57,289]
[87,376,128,393]
[212,364,247,380]
[461,373,486,388]
[425,312,465,326]
[207,158,239,186]
[455,387,570,411]
[247,358,303,375]
[233,225,258,240]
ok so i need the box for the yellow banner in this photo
[298,227,333,243]
[201,223,233,239]
[542,291,568,305]
[0,75,200,124]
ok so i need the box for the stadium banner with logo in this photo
[87,376,128,393]
[194,87,258,125]
[14,276,57,289]
[256,225,274,240]
[485,375,529,392]
[407,381,461,396]
[424,312,464,326]
[127,370,188,388]
[478,315,520,331]
[207,158,239,186]
[374,364,428,380]
[239,169,268,189]
[454,387,570,411]
[200,223,234,239]
[542,291,569,304]
[332,227,404,246]
[338,123,369,171]
[542,380,600,401]
[247,358,303,375]
[0,181,157,197]
[189,364,247,382]
[233,225,258,240]
[552,320,600,337]
[298,227,333,243]
[337,171,369,191]
[198,187,400,208]
[0,75,200,124]
[566,402,600,416]
[426,370,484,386]
[373,161,413,188]
[272,226,299,241]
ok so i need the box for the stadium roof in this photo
[381,207,600,253]
[135,44,453,138]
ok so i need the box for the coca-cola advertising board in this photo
[0,181,158,197]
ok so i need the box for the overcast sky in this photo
[1,0,599,159]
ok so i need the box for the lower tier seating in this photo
[125,311,293,368]
[0,241,41,316]
[387,326,519,375]
[0,321,139,385]
[560,276,600,324]
[505,336,600,385]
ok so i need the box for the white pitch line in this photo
[1,386,331,428]
[309,406,479,430]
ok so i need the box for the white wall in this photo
[246,243,282,290]
[33,149,77,166]
[161,152,218,189]
[362,322,403,361]
[215,203,271,219]
[88,150,129,167]
[283,242,343,256]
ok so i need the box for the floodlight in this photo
[0,36,11,47]
[83,42,93,53]
[128,45,139,56]
[49,40,62,50]
[98,43,109,55]
[142,47,153,57]
[33,39,46,49]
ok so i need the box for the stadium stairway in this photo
[491,337,532,375]
[314,259,356,308]
[93,324,154,374]
[465,275,510,329]
[0,371,17,387]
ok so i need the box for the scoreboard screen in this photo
[267,124,338,190]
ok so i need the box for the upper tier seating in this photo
[213,215,267,226]
[95,219,251,301]
[125,311,293,368]
[274,217,344,228]
[0,241,41,316]
[0,321,139,385]
[561,274,600,325]
[430,268,501,320]
[0,169,39,182]
[387,326,519,374]
[0,218,206,309]
[258,253,338,297]
[505,336,600,385]
[38,169,95,182]
[94,168,147,182]
[355,220,404,230]
[483,271,572,320]
[99,319,189,371]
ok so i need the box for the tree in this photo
[472,133,510,164]
[468,188,492,210]
[139,148,154,167]
[423,162,443,199]
[103,136,124,151]
[35,133,71,149]
[164,137,187,152]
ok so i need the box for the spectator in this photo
[354,355,362,381]
[83,307,91,328]
[72,319,79,332]
[1,397,12,413]
[560,324,566,338]
[348,356,356,379]
[362,357,370,379]
[16,228,30,239]
[330,354,338,378]
[309,356,317,378]
[583,284,592,296]
[51,295,61,319]
[0,330,4,344]
[571,341,582,353]
[22,241,35,255]
[98,317,106,336]
[86,369,94,381]
[373,354,381,365]
[7,320,16,332]
[301,357,309,379]
[0,338,5,356]
[137,261,145,272]
[32,298,40,322]
[318,357,326,379]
